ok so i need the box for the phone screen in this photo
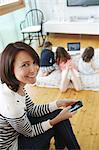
[68,101,83,112]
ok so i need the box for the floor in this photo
[28,33,99,150]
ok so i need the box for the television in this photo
[67,42,80,51]
[67,0,99,7]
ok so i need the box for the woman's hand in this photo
[49,107,76,126]
[56,99,78,108]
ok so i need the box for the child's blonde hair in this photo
[82,47,94,62]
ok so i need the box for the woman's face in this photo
[14,51,39,86]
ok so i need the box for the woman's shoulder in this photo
[0,83,14,97]
[0,83,25,118]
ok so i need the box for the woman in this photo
[0,42,80,150]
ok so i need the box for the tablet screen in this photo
[67,42,80,51]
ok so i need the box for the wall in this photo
[0,0,34,53]
[36,0,99,22]
[0,9,25,52]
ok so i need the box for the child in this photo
[56,46,82,92]
[78,46,99,74]
[40,41,57,76]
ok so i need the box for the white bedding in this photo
[36,49,99,91]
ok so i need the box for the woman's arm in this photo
[6,106,76,137]
[25,92,58,117]
[0,97,52,137]
[6,112,45,137]
[4,96,77,137]
[25,91,77,116]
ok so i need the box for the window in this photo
[0,0,25,15]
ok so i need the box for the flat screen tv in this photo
[67,0,99,7]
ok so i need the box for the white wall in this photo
[0,0,32,53]
[0,10,25,52]
[36,0,99,21]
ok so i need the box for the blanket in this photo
[36,49,99,91]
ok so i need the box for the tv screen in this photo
[67,0,99,7]
[67,42,80,51]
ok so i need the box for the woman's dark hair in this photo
[43,41,52,48]
[82,47,94,62]
[0,42,40,92]
[56,47,71,65]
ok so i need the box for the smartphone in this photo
[68,100,83,112]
